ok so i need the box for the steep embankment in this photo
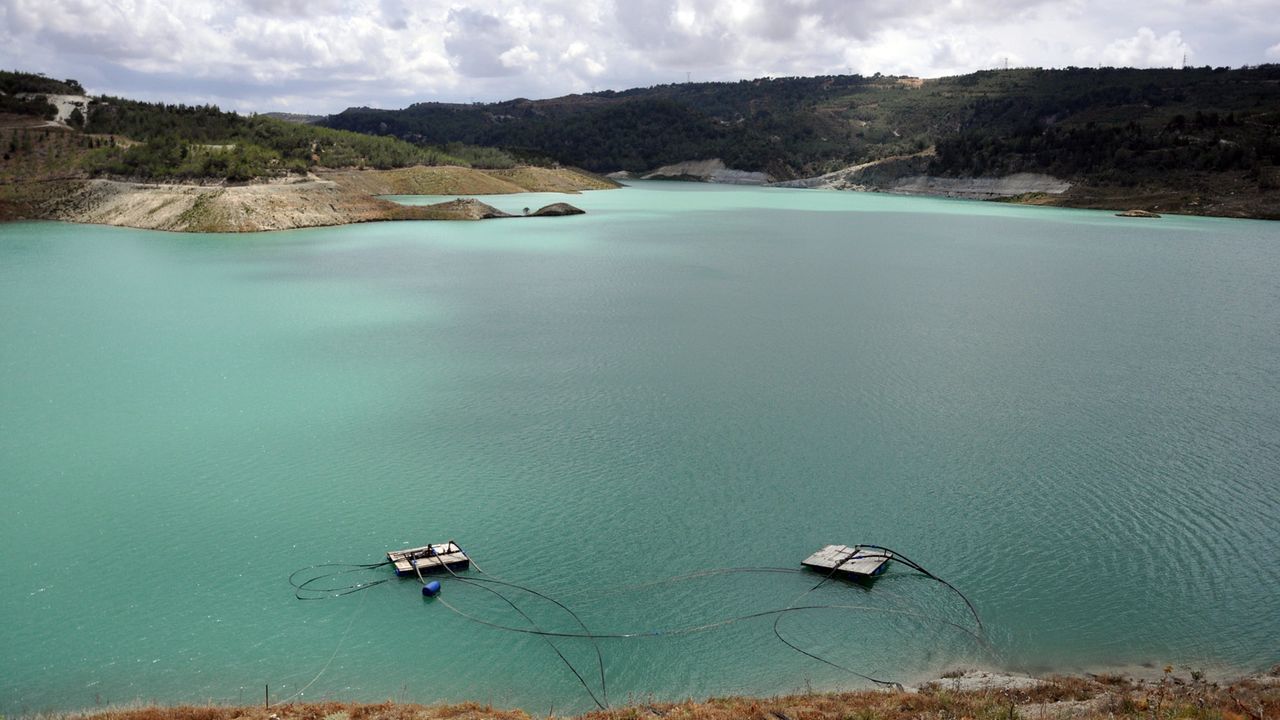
[45,178,397,231]
[5,164,608,232]
[35,176,584,232]
[483,166,619,192]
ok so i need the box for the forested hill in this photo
[322,66,1280,187]
[1,68,519,183]
[324,74,922,177]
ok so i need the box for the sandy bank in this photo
[7,164,610,232]
[44,178,394,232]
[35,177,586,232]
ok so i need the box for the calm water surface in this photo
[2,183,1278,714]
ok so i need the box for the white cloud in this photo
[445,8,522,78]
[1090,27,1191,68]
[499,45,540,71]
[0,0,1276,113]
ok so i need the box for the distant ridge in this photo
[261,112,324,124]
[321,66,1280,218]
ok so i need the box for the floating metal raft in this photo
[801,544,893,578]
[388,541,470,577]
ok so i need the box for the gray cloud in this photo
[0,0,1276,113]
[240,0,348,18]
[445,8,523,78]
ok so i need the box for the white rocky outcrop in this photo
[886,172,1071,199]
[15,93,92,125]
[642,158,772,185]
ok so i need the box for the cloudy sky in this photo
[2,0,1278,114]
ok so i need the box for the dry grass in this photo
[320,167,528,196]
[27,670,1278,720]
[319,165,618,197]
[483,167,619,193]
[25,701,531,720]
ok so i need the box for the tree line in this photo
[322,65,1280,184]
[76,96,516,180]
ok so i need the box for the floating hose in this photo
[770,544,985,689]
[289,561,394,599]
[774,546,900,688]
[423,546,610,710]
[860,544,983,633]
[287,544,985,704]
[271,586,368,705]
[434,597,984,643]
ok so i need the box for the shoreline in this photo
[0,165,617,233]
[13,666,1277,720]
[5,166,1276,232]
[620,154,1280,221]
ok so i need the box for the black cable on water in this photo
[433,597,984,643]
[773,546,901,688]
[289,561,395,599]
[288,543,986,703]
[443,572,612,706]
[426,548,609,710]
[860,544,983,633]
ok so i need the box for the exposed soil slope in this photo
[321,166,526,195]
[2,160,607,231]
[33,178,547,232]
[320,165,618,196]
[484,166,619,192]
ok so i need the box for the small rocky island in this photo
[412,198,585,220]
[528,202,586,216]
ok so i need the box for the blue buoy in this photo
[422,580,441,597]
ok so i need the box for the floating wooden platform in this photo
[802,544,893,578]
[388,541,470,577]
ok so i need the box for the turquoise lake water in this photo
[2,182,1278,714]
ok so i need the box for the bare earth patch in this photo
[4,164,605,232]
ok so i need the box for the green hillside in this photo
[322,66,1280,188]
[1,70,516,182]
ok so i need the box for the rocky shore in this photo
[1,165,610,232]
[630,153,1279,220]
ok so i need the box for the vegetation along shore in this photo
[3,65,1279,231]
[19,667,1279,720]
[0,71,613,232]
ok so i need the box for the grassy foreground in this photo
[24,669,1279,720]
